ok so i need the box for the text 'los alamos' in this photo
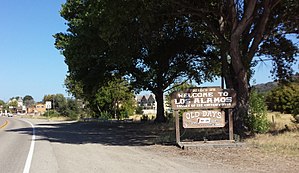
[170,87,236,110]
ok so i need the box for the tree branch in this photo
[164,78,190,93]
[229,0,238,31]
[172,0,229,46]
[247,0,273,62]
[231,0,256,38]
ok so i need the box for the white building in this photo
[135,94,171,115]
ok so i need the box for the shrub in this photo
[100,111,111,120]
[135,106,143,115]
[44,110,60,118]
[248,90,270,133]
[292,95,299,123]
[266,83,299,114]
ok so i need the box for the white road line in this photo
[21,119,36,173]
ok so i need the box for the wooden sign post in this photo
[175,110,180,144]
[229,109,234,140]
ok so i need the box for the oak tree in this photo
[172,0,298,133]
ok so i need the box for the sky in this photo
[0,1,298,102]
[0,0,68,102]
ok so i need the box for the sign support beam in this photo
[175,110,180,144]
[228,109,234,141]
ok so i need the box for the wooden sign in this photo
[182,110,225,128]
[171,87,236,110]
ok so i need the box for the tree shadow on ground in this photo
[7,120,174,146]
[7,119,234,146]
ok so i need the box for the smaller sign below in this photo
[182,110,225,128]
[45,101,52,109]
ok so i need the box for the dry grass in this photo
[247,132,299,156]
[19,114,73,121]
[267,112,297,130]
[246,112,299,156]
[129,114,156,121]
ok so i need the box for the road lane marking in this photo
[0,120,8,129]
[21,120,35,173]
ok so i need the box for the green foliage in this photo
[248,90,270,133]
[43,94,67,113]
[43,94,83,119]
[171,0,298,134]
[290,83,299,123]
[94,77,136,119]
[55,0,221,123]
[266,83,299,114]
[0,100,5,106]
[8,100,18,108]
[62,98,81,119]
[23,95,33,102]
[23,95,35,108]
[135,106,143,115]
[45,110,60,118]
[100,111,111,120]
[55,0,298,129]
[0,100,6,112]
[64,75,84,99]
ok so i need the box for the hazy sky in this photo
[0,1,298,102]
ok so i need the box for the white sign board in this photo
[182,110,225,128]
[45,101,52,109]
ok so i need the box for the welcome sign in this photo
[170,87,236,110]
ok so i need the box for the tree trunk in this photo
[233,70,250,136]
[224,66,250,136]
[153,88,166,123]
[229,39,250,136]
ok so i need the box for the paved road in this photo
[0,117,33,173]
[28,119,237,173]
[1,118,240,173]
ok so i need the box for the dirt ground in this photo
[80,120,299,173]
[141,145,299,173]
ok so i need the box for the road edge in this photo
[21,119,36,173]
[0,120,8,129]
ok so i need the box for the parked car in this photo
[7,113,13,117]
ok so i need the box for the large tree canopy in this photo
[55,0,298,132]
[170,0,298,133]
[55,0,220,122]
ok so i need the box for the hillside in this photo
[253,73,299,94]
[253,81,278,94]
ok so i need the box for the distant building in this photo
[7,97,26,114]
[27,106,35,114]
[17,97,23,107]
[136,94,157,115]
[17,97,26,114]
[135,94,170,115]
[35,103,46,115]
[137,94,156,110]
